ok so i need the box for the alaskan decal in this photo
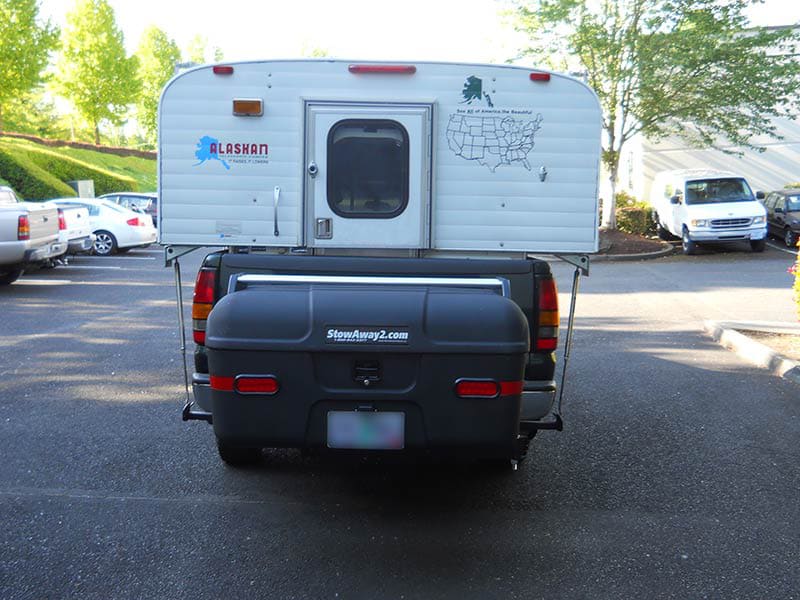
[193,135,269,169]
[447,76,543,173]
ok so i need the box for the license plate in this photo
[327,411,405,450]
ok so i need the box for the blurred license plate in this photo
[327,411,405,450]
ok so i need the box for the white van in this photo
[649,169,767,255]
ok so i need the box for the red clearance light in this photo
[455,380,524,398]
[455,380,500,398]
[210,375,234,391]
[17,215,30,240]
[234,376,279,395]
[213,65,234,75]
[57,209,66,231]
[530,72,551,82]
[348,64,417,75]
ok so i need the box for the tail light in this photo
[454,379,524,398]
[57,209,66,231]
[535,277,559,351]
[18,215,30,240]
[126,217,139,226]
[192,267,217,345]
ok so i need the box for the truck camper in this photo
[159,59,602,468]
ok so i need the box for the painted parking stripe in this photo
[766,241,798,256]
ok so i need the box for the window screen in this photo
[327,119,409,218]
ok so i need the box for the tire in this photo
[0,268,23,285]
[750,238,766,253]
[784,228,796,249]
[216,439,262,466]
[682,228,698,255]
[93,230,117,256]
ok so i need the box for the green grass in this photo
[0,137,156,200]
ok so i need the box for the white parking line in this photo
[65,265,122,270]
[766,241,798,256]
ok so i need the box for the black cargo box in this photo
[205,278,530,458]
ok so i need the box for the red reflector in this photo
[235,376,279,395]
[58,209,66,231]
[126,217,139,226]
[530,72,551,82]
[348,64,417,74]
[499,381,525,396]
[536,337,558,351]
[193,330,206,344]
[193,268,217,305]
[539,278,558,311]
[18,215,30,240]
[455,380,500,398]
[213,65,234,75]
[210,375,234,391]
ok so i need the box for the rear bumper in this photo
[24,241,67,262]
[67,235,95,254]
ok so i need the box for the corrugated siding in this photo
[159,60,601,253]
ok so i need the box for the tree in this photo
[136,26,180,146]
[186,34,208,64]
[512,0,800,229]
[0,0,59,133]
[54,0,140,145]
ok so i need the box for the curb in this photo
[703,320,800,385]
[592,241,676,262]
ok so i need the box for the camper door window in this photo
[327,119,409,219]
[685,178,755,205]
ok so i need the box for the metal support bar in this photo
[165,245,201,267]
[173,257,192,413]
[554,260,583,419]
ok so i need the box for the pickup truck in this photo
[160,60,601,469]
[44,202,95,260]
[0,186,65,284]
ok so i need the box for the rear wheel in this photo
[93,230,117,256]
[216,439,262,466]
[0,268,23,285]
[784,228,796,248]
[682,228,698,255]
[750,238,766,253]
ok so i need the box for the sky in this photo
[37,0,800,66]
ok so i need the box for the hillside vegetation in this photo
[0,136,156,200]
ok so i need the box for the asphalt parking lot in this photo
[1,244,798,599]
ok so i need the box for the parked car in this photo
[44,198,157,256]
[98,192,158,227]
[761,189,800,248]
[0,186,65,284]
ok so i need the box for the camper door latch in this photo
[307,160,318,178]
[316,218,332,239]
[539,166,548,182]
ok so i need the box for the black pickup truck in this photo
[182,251,565,467]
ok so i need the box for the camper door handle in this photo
[273,186,280,237]
[307,161,318,178]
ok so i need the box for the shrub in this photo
[785,182,800,190]
[614,192,655,236]
[0,140,138,199]
[0,147,75,199]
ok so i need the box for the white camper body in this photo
[158,60,602,254]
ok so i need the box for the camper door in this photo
[305,102,432,248]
